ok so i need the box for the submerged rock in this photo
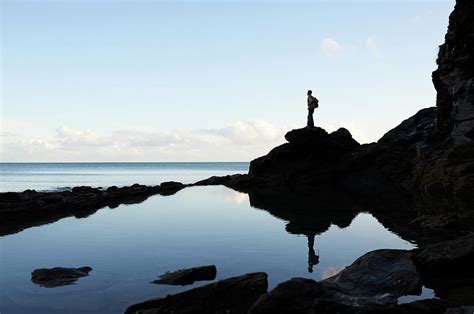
[31,266,92,288]
[125,272,268,314]
[151,265,217,286]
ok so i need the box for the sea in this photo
[0,162,250,192]
[0,163,433,313]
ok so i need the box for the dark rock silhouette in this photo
[319,249,421,307]
[151,265,217,286]
[125,272,268,314]
[31,266,92,288]
[249,278,321,314]
[413,233,474,306]
[0,183,186,236]
[193,174,249,193]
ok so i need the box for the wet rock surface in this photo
[151,265,217,286]
[248,278,322,314]
[31,266,92,288]
[125,272,268,314]
[320,249,421,307]
[414,233,474,273]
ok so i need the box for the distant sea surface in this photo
[0,162,249,192]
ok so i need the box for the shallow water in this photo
[0,162,249,192]
[1,185,421,314]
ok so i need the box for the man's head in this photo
[307,90,312,95]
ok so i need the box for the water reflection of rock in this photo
[247,186,427,247]
[249,188,362,273]
[249,188,360,237]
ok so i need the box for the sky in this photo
[1,0,455,162]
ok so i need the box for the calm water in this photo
[1,184,422,314]
[1,164,433,313]
[0,162,249,192]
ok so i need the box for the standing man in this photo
[307,90,319,128]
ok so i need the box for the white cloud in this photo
[1,120,289,162]
[366,35,380,58]
[320,38,343,56]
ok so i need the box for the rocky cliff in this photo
[249,0,474,217]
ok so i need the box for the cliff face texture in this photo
[249,0,474,217]
[433,0,474,143]
[412,0,474,212]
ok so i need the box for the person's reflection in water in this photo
[307,233,320,273]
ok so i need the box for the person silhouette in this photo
[307,233,320,273]
[307,90,319,128]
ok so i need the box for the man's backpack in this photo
[313,98,319,108]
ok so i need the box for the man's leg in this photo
[307,108,314,127]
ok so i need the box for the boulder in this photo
[414,233,474,273]
[249,127,361,193]
[249,278,321,314]
[320,249,421,307]
[151,265,217,286]
[31,266,92,288]
[125,272,268,314]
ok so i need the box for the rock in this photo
[31,266,92,288]
[378,108,438,145]
[249,278,321,314]
[414,233,474,306]
[159,181,186,195]
[361,299,449,314]
[432,0,474,144]
[160,181,184,189]
[445,306,474,314]
[320,249,421,307]
[249,127,361,193]
[125,272,268,314]
[151,265,217,286]
[411,213,459,232]
[414,233,474,273]
[71,186,100,193]
[106,186,118,192]
[194,174,249,193]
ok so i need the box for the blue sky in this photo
[1,0,455,161]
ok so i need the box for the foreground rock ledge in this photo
[31,266,92,288]
[250,249,422,314]
[125,272,268,314]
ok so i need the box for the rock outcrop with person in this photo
[249,0,474,219]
